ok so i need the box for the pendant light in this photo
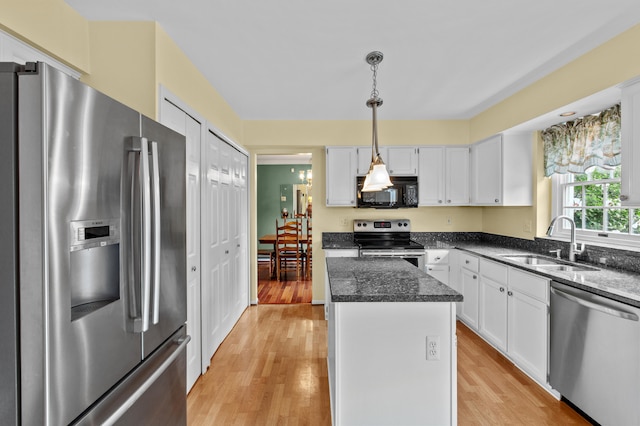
[361,51,392,192]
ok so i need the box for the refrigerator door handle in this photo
[150,141,161,325]
[101,335,191,426]
[128,136,152,333]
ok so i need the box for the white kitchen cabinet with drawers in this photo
[458,252,479,329]
[425,249,450,285]
[452,250,551,387]
[477,259,549,385]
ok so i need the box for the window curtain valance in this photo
[542,104,621,177]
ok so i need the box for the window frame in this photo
[550,172,640,249]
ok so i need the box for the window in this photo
[551,165,640,247]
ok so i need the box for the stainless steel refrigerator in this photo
[0,62,188,425]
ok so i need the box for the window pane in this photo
[585,184,604,206]
[585,209,603,231]
[633,209,640,235]
[572,185,584,207]
[607,182,622,206]
[573,209,583,229]
[607,208,628,233]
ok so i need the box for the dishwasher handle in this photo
[551,287,639,321]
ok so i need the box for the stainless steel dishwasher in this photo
[550,281,640,425]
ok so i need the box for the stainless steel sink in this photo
[500,254,599,272]
[534,264,600,272]
[500,254,561,265]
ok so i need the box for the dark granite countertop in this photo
[322,241,359,250]
[326,257,463,303]
[454,243,640,308]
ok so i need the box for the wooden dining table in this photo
[258,233,309,247]
[259,233,310,278]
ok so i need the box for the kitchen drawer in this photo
[426,249,449,264]
[509,268,549,303]
[459,252,479,272]
[480,259,508,284]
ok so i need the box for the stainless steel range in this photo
[354,219,425,270]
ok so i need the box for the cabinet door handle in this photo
[472,275,477,279]
[495,198,499,203]
[507,291,513,296]
[621,194,629,201]
[438,200,443,203]
[435,257,441,261]
[447,200,451,203]
[499,287,505,292]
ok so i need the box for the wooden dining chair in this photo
[276,219,301,281]
[305,218,312,277]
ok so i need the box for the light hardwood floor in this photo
[257,263,312,304]
[187,305,589,425]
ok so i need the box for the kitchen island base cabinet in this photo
[328,302,457,426]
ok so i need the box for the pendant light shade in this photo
[361,51,392,193]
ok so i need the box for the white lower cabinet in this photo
[459,252,480,329]
[477,259,549,385]
[506,269,549,383]
[425,249,450,285]
[478,259,508,352]
[454,251,550,387]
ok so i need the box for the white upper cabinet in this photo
[326,147,357,206]
[357,146,387,175]
[419,146,469,206]
[621,80,640,206]
[386,146,418,175]
[446,147,470,205]
[418,147,445,205]
[357,146,417,175]
[470,133,533,206]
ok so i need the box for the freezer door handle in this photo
[127,137,152,333]
[101,334,191,426]
[551,287,639,321]
[139,137,152,332]
[150,141,161,325]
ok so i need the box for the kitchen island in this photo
[325,257,462,426]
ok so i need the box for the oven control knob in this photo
[403,222,408,227]
[356,223,361,227]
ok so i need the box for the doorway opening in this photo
[257,154,313,304]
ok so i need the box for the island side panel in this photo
[334,301,456,426]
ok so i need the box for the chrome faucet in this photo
[546,215,585,262]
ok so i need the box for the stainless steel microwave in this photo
[356,176,419,208]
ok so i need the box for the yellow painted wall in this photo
[155,27,243,141]
[473,23,640,239]
[81,22,157,117]
[0,0,89,72]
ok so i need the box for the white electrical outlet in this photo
[426,336,440,361]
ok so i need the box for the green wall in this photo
[257,164,312,248]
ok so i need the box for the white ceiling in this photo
[64,0,640,123]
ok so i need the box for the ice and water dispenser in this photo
[69,219,120,320]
